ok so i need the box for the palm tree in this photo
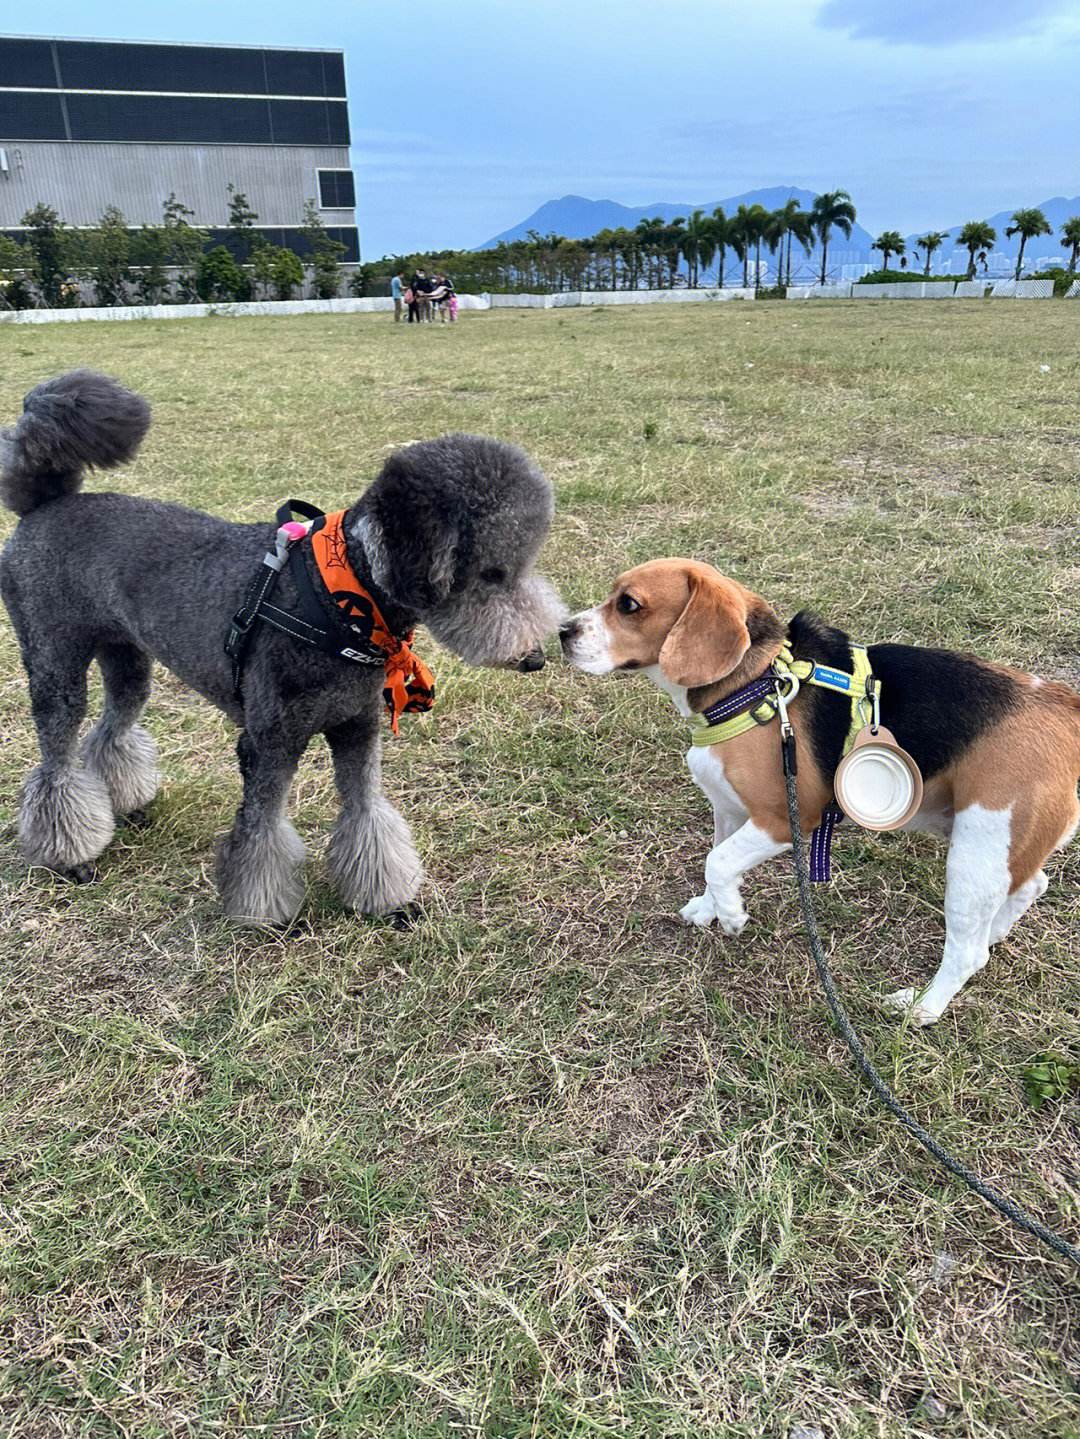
[915,231,948,275]
[1005,207,1052,280]
[709,207,729,287]
[615,227,641,290]
[731,203,769,289]
[766,198,803,287]
[810,189,857,286]
[680,210,710,287]
[661,217,685,287]
[729,205,754,287]
[785,210,815,285]
[871,230,906,272]
[697,214,719,288]
[1062,216,1080,273]
[764,209,785,286]
[957,221,997,280]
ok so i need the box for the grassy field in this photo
[0,301,1077,1438]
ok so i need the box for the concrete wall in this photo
[2,281,1068,325]
[786,284,853,299]
[0,140,354,229]
[0,294,496,324]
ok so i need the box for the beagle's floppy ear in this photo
[659,569,751,688]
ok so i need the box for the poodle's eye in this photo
[616,593,641,615]
[481,567,506,585]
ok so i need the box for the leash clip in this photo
[857,676,881,734]
[773,670,799,775]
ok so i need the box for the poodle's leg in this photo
[19,638,114,879]
[324,714,424,914]
[82,643,159,819]
[216,730,307,925]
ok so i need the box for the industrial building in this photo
[0,33,359,261]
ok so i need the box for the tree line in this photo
[0,187,351,309]
[365,196,1080,295]
[5,184,1078,308]
[870,208,1079,281]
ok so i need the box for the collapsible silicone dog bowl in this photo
[834,726,923,831]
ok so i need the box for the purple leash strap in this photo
[700,675,777,725]
[809,801,844,883]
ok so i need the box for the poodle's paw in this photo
[680,893,717,927]
[57,861,97,885]
[884,987,941,1026]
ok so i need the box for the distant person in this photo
[390,271,404,322]
[405,280,419,323]
[412,269,435,322]
[430,273,457,323]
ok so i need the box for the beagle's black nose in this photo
[559,619,581,643]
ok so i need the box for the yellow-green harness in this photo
[689,643,880,761]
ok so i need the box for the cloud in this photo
[817,0,1076,45]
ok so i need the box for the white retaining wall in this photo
[994,278,1055,298]
[786,284,853,300]
[0,279,1066,325]
[0,294,494,325]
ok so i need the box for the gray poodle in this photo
[1,370,564,924]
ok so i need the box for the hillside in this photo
[479,187,875,253]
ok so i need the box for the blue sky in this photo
[15,0,1080,257]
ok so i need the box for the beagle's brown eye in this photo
[616,593,641,615]
[481,567,506,584]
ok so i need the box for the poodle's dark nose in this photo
[517,648,546,672]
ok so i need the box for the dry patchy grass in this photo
[0,301,1078,1437]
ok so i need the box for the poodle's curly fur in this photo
[1,370,564,923]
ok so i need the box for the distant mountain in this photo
[905,195,1080,264]
[479,188,876,254]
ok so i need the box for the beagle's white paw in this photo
[680,893,717,927]
[885,987,942,1026]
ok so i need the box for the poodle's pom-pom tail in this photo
[1,369,151,516]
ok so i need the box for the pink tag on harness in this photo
[279,521,310,542]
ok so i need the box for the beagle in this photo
[560,559,1080,1025]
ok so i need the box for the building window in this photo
[317,169,355,209]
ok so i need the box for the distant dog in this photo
[1,370,564,924]
[562,559,1080,1024]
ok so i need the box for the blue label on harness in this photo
[811,665,852,692]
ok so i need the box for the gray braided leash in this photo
[780,733,1080,1268]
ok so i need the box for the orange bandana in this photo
[309,510,435,734]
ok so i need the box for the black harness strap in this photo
[225,500,385,702]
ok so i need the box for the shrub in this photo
[270,247,304,300]
[196,245,250,303]
[0,235,34,309]
[90,205,133,307]
[301,199,345,299]
[131,225,171,304]
[855,270,956,285]
[1028,268,1074,298]
[250,243,304,301]
[20,202,76,307]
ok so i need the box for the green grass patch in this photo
[0,304,1077,1436]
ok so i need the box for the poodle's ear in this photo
[356,457,459,608]
[659,569,751,688]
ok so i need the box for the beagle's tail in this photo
[1,369,151,517]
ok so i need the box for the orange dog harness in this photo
[226,501,435,733]
[310,510,435,733]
